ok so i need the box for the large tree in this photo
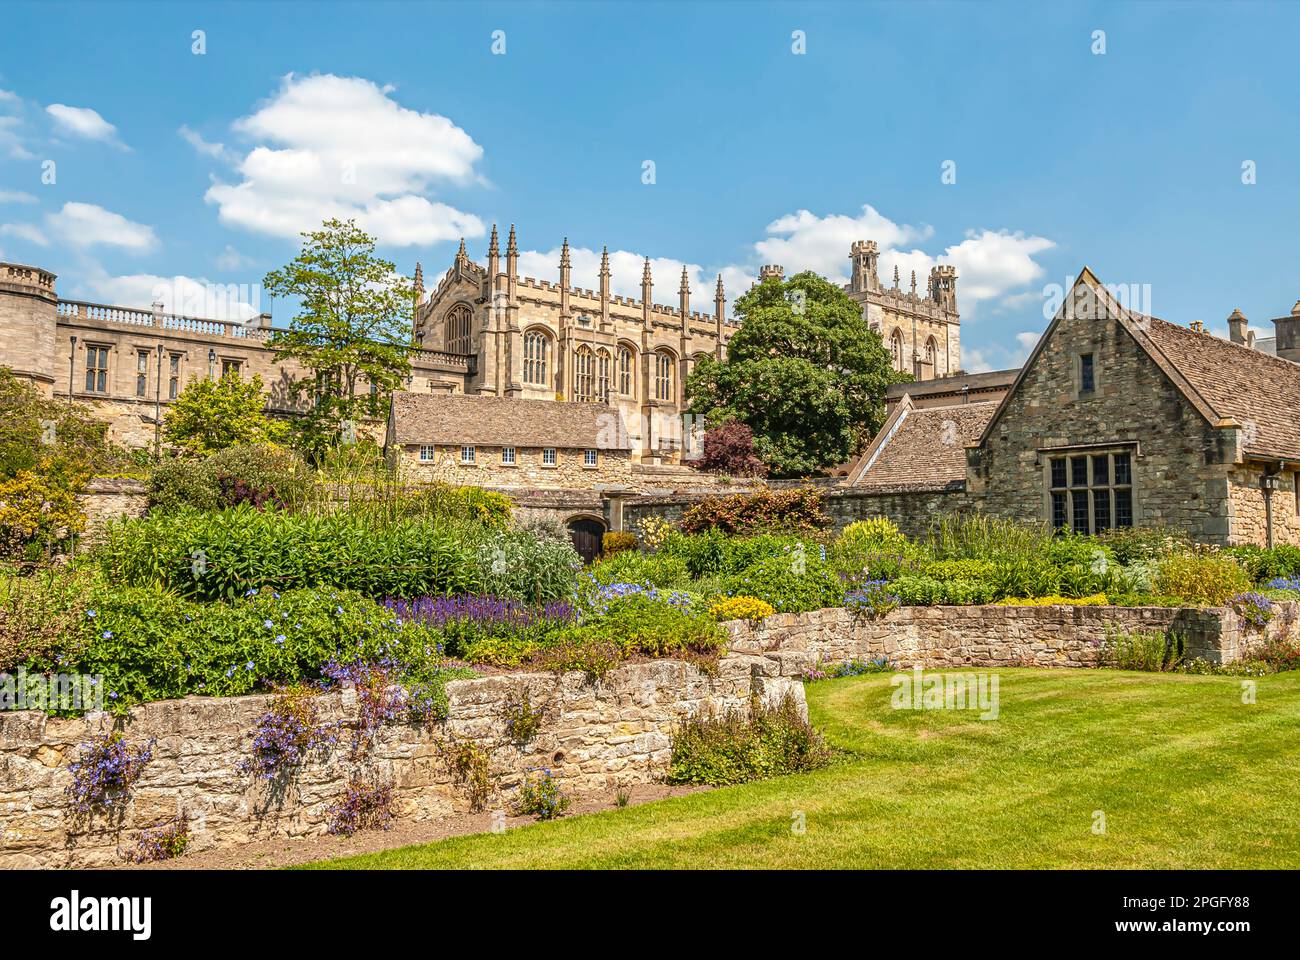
[263,219,414,460]
[687,271,906,477]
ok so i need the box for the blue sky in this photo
[2,0,1298,371]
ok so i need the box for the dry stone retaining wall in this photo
[0,654,801,869]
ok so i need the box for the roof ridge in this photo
[1147,314,1300,371]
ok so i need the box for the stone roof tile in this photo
[391,392,632,450]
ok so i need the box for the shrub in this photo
[0,563,97,671]
[163,371,287,456]
[721,550,844,614]
[667,695,831,786]
[240,685,337,780]
[708,595,775,623]
[840,517,907,551]
[1228,591,1275,628]
[36,585,463,711]
[829,518,929,584]
[1101,626,1185,671]
[513,769,570,820]
[126,814,191,863]
[0,470,87,560]
[327,775,396,836]
[914,558,997,582]
[587,550,691,590]
[927,514,1053,562]
[386,595,573,661]
[444,739,493,812]
[632,515,675,552]
[97,508,498,602]
[65,731,155,815]
[601,531,637,556]
[680,486,831,536]
[1223,544,1300,584]
[696,420,767,478]
[892,575,995,606]
[1095,525,1188,564]
[844,579,900,618]
[560,590,726,663]
[1152,550,1251,605]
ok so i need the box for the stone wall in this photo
[621,485,968,538]
[723,601,1287,676]
[0,655,802,869]
[77,477,148,541]
[1227,463,1300,547]
[397,443,632,489]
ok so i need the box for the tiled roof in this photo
[1141,316,1300,461]
[846,397,996,489]
[390,392,632,450]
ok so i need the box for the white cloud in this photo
[215,244,256,270]
[178,123,229,160]
[0,190,37,204]
[0,90,18,104]
[46,103,123,146]
[963,330,1040,373]
[76,263,263,321]
[753,204,932,281]
[0,114,33,160]
[0,222,48,246]
[204,73,486,246]
[45,202,157,252]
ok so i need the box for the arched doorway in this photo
[566,517,606,564]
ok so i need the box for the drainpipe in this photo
[1261,465,1283,548]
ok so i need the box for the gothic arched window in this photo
[617,346,634,396]
[524,330,550,386]
[446,304,473,354]
[574,345,594,403]
[596,348,612,402]
[654,350,675,402]
[925,337,938,376]
[889,329,904,372]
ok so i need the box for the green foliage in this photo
[96,507,572,603]
[680,486,831,535]
[0,367,126,480]
[263,218,414,461]
[1223,544,1300,584]
[708,595,776,623]
[0,562,98,671]
[829,520,929,583]
[33,584,446,710]
[555,594,726,664]
[721,551,844,613]
[163,372,287,456]
[1095,525,1188,565]
[686,271,902,476]
[892,575,996,606]
[0,470,87,560]
[148,444,309,514]
[926,513,1055,562]
[474,528,583,605]
[1153,551,1252,605]
[601,531,637,556]
[513,770,571,820]
[502,689,546,745]
[1102,627,1185,671]
[667,694,832,786]
[587,550,692,590]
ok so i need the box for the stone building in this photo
[842,240,962,379]
[846,268,1300,548]
[386,391,633,489]
[0,262,469,448]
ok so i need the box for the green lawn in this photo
[301,669,1300,869]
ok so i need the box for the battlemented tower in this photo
[0,262,59,393]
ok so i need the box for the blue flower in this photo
[264,619,274,629]
[101,630,113,639]
[275,634,286,645]
[86,609,96,618]
[245,661,255,671]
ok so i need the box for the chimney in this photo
[1189,320,1204,333]
[1227,308,1247,344]
[1271,299,1300,363]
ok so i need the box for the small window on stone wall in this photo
[419,445,435,462]
[1079,353,1096,394]
[1049,450,1132,534]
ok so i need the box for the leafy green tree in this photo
[0,366,114,480]
[163,371,286,456]
[687,271,905,477]
[263,219,414,461]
